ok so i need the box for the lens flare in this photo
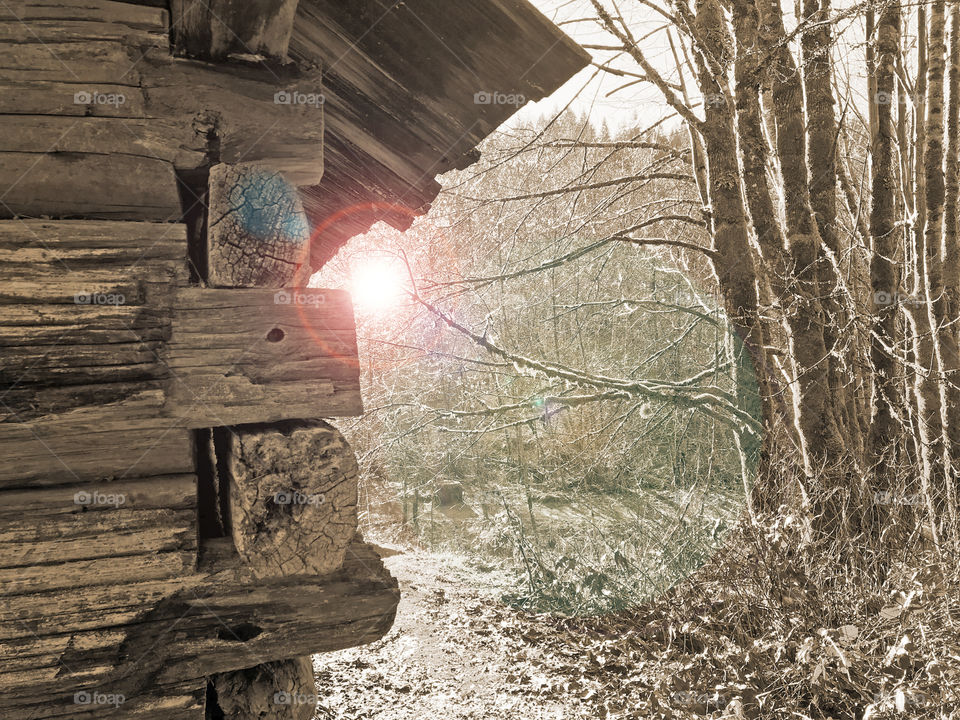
[349,257,406,313]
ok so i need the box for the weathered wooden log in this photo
[0,472,204,717]
[0,537,398,718]
[209,656,317,720]
[0,116,208,168]
[0,399,194,489]
[0,1,178,221]
[207,163,312,288]
[0,0,324,219]
[0,474,197,596]
[0,0,169,43]
[165,286,362,425]
[58,682,207,719]
[0,219,362,489]
[138,50,325,186]
[223,420,358,579]
[171,0,301,61]
[0,153,183,221]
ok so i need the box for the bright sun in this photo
[349,256,407,313]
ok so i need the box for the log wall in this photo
[0,2,390,717]
[0,0,587,716]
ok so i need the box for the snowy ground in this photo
[312,549,594,720]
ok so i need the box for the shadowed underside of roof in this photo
[289,0,590,270]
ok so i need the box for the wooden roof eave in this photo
[288,0,591,269]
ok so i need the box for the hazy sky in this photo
[517,0,876,133]
[516,0,660,131]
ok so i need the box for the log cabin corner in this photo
[0,1,588,718]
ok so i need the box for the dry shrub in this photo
[526,445,960,719]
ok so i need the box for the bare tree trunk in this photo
[757,0,847,485]
[901,0,949,547]
[922,0,958,529]
[731,0,798,483]
[945,2,960,329]
[916,6,929,253]
[941,0,960,523]
[867,8,878,149]
[901,10,929,484]
[868,4,901,496]
[802,0,859,460]
[692,0,766,478]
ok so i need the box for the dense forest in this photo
[317,114,756,614]
[314,0,960,716]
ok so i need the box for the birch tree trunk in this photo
[940,1,960,521]
[757,0,847,484]
[868,3,901,499]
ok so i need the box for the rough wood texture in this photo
[224,420,358,579]
[139,51,325,186]
[171,0,301,60]
[0,1,180,220]
[0,474,196,596]
[290,0,591,268]
[209,656,317,720]
[207,163,312,288]
[0,152,182,221]
[0,395,194,489]
[0,0,169,42]
[0,0,323,218]
[0,538,398,718]
[0,472,203,718]
[0,218,182,423]
[0,219,361,486]
[0,116,208,168]
[165,286,362,426]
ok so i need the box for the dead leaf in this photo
[838,625,859,645]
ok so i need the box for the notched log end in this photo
[224,420,360,579]
[208,163,311,288]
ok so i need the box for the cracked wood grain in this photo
[207,163,312,288]
[223,420,358,579]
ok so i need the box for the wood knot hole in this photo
[217,623,262,642]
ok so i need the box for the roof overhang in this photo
[289,0,590,268]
